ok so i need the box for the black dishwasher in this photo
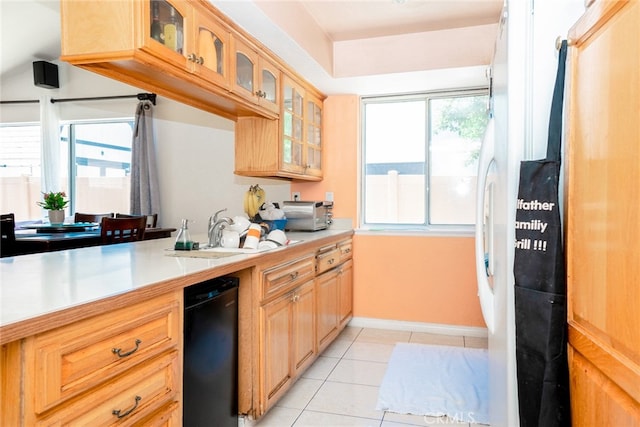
[183,276,238,427]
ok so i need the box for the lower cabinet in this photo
[316,268,339,351]
[21,291,183,425]
[256,237,353,417]
[261,280,315,409]
[338,259,354,329]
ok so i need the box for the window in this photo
[61,120,134,215]
[0,119,133,221]
[0,124,44,220]
[361,90,489,231]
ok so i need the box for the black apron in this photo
[514,40,571,427]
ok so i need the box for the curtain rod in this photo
[0,93,157,106]
[51,93,157,105]
[0,99,40,105]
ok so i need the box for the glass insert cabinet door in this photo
[306,99,322,171]
[261,69,277,103]
[149,0,185,56]
[236,51,254,94]
[194,15,229,87]
[283,80,304,170]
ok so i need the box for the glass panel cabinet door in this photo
[193,15,229,88]
[148,0,186,58]
[236,51,254,93]
[258,60,280,114]
[282,79,305,172]
[306,99,322,172]
[262,69,277,103]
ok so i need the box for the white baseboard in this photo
[348,316,488,338]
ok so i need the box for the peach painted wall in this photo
[293,95,486,328]
[353,234,484,326]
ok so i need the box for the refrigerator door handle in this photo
[475,117,496,333]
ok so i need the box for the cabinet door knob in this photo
[187,53,196,62]
[198,56,204,65]
[112,395,141,419]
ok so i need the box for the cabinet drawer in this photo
[338,240,353,263]
[34,351,180,426]
[262,254,315,301]
[29,292,181,412]
[316,247,340,275]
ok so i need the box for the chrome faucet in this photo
[208,209,234,247]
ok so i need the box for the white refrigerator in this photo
[475,1,584,426]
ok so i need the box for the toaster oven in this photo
[282,201,333,231]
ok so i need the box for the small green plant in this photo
[37,191,69,210]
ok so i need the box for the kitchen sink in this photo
[168,240,302,259]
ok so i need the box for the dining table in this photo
[14,223,176,254]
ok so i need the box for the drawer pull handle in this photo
[112,339,142,358]
[328,258,335,264]
[112,395,141,419]
[290,271,299,280]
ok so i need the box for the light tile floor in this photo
[246,326,489,427]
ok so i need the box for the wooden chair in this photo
[100,216,147,245]
[1,213,47,257]
[74,212,114,223]
[115,213,158,228]
[1,213,18,257]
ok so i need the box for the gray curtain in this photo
[130,100,161,221]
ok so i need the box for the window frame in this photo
[60,118,135,216]
[359,87,489,235]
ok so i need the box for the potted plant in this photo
[37,191,69,225]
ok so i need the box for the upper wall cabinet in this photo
[234,75,325,181]
[60,0,292,120]
[231,36,281,115]
[190,9,230,90]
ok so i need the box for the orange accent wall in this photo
[353,234,485,326]
[292,95,358,225]
[294,95,485,328]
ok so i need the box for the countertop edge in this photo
[0,229,353,345]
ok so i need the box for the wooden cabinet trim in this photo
[569,324,640,403]
[261,254,315,302]
[30,351,179,426]
[28,292,180,413]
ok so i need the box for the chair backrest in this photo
[1,213,17,257]
[100,216,146,245]
[116,213,158,228]
[75,212,114,223]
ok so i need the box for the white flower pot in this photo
[48,210,65,225]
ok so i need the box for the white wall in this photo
[0,59,291,233]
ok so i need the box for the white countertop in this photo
[0,229,351,341]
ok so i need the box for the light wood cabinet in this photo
[190,9,231,90]
[231,35,280,115]
[316,268,339,350]
[566,0,640,425]
[235,75,325,181]
[338,259,354,328]
[21,291,182,425]
[259,255,316,412]
[315,239,353,352]
[60,0,288,120]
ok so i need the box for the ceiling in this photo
[294,0,503,41]
[1,0,503,95]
